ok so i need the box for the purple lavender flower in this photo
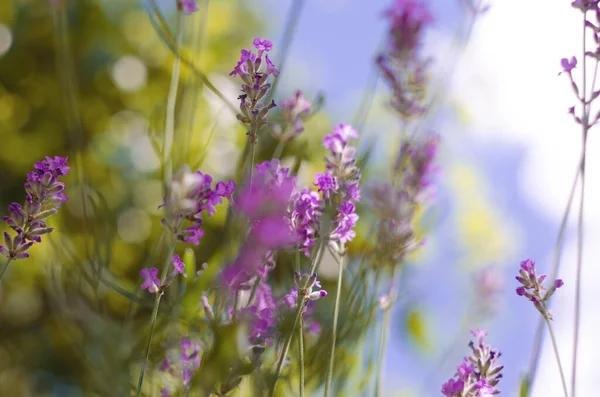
[441,329,503,396]
[176,0,198,14]
[378,0,433,118]
[290,189,322,256]
[314,172,338,199]
[515,258,563,320]
[559,56,577,75]
[162,165,234,247]
[319,123,362,253]
[272,90,312,142]
[172,254,186,276]
[441,378,464,396]
[231,38,279,143]
[1,156,69,263]
[280,272,327,334]
[140,267,161,294]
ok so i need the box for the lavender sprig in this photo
[0,156,70,283]
[441,329,503,397]
[231,37,279,144]
[515,259,569,397]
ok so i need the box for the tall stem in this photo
[527,165,580,391]
[163,12,184,194]
[572,15,589,397]
[374,268,397,397]
[0,258,13,285]
[136,291,163,395]
[298,318,305,397]
[269,298,304,397]
[375,300,392,397]
[324,254,344,397]
[545,317,569,397]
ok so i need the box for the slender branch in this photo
[135,291,164,396]
[273,141,285,160]
[546,317,570,397]
[572,14,590,397]
[527,164,579,389]
[136,16,184,391]
[298,317,305,397]
[325,254,345,397]
[269,297,304,397]
[374,268,398,397]
[0,258,13,284]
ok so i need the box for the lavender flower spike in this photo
[515,258,563,320]
[1,156,70,264]
[230,38,279,143]
[441,329,503,396]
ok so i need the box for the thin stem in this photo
[374,268,398,397]
[572,131,586,397]
[163,12,184,194]
[249,141,256,190]
[269,298,304,397]
[545,317,570,397]
[273,141,285,159]
[375,300,392,397]
[0,258,13,284]
[527,164,580,389]
[298,317,305,397]
[136,291,164,396]
[572,14,589,397]
[325,254,344,397]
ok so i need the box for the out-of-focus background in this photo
[1,0,599,395]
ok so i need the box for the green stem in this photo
[572,15,589,397]
[374,299,392,397]
[273,141,285,160]
[269,298,305,397]
[527,164,579,390]
[249,141,256,189]
[163,12,184,194]
[299,317,305,397]
[0,258,13,285]
[374,268,397,397]
[545,317,569,397]
[136,291,164,396]
[324,254,344,397]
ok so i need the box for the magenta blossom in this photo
[140,267,161,294]
[172,254,186,276]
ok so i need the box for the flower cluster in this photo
[140,254,187,295]
[163,165,235,246]
[319,123,361,254]
[1,156,70,261]
[222,161,296,295]
[441,329,503,397]
[281,272,327,333]
[515,258,564,320]
[394,134,439,198]
[367,134,438,266]
[289,189,322,256]
[562,1,600,126]
[377,0,434,118]
[367,185,420,264]
[271,91,312,142]
[160,337,202,396]
[231,38,279,143]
